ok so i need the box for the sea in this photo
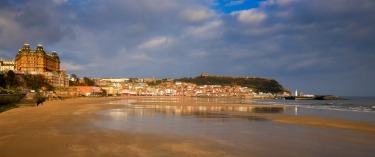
[94,97,375,157]
[243,96,375,122]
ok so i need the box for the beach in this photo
[0,97,374,157]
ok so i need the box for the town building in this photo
[15,43,69,88]
[0,58,15,72]
[15,44,60,73]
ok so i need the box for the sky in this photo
[0,0,374,96]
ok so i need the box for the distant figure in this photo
[36,98,46,107]
[294,105,299,116]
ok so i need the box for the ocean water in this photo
[243,96,375,122]
[94,98,375,157]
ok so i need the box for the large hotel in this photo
[14,43,69,88]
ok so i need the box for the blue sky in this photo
[214,0,264,13]
[0,0,374,96]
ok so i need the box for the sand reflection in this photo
[151,105,284,115]
[108,104,286,120]
[95,98,375,157]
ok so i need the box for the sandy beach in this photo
[0,97,374,157]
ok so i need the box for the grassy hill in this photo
[175,75,287,93]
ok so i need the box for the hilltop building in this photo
[15,43,69,88]
[0,58,15,72]
[143,75,155,83]
[15,44,60,73]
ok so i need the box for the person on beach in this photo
[36,98,46,107]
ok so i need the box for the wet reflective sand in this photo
[95,98,375,157]
[0,97,374,157]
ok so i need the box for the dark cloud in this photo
[0,0,374,96]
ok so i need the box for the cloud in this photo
[186,20,223,39]
[61,61,86,71]
[180,8,214,22]
[0,0,374,95]
[129,53,152,61]
[137,36,174,50]
[121,24,147,36]
[231,9,266,24]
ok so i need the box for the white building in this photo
[101,78,129,83]
[0,58,15,72]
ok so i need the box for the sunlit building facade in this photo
[15,43,69,87]
[0,58,15,72]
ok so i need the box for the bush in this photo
[0,103,19,113]
[0,94,25,106]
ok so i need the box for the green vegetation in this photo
[69,74,81,86]
[0,103,19,113]
[0,70,51,110]
[0,70,53,91]
[102,89,107,96]
[69,74,97,86]
[175,76,287,93]
[22,74,54,90]
[0,94,25,112]
[0,94,25,105]
[83,77,96,86]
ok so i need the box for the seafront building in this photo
[86,77,261,98]
[14,43,69,88]
[0,58,15,72]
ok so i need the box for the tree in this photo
[69,74,82,86]
[0,73,5,89]
[174,75,286,93]
[23,74,53,90]
[102,89,107,96]
[5,70,15,89]
[71,74,78,80]
[83,77,95,86]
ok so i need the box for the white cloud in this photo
[137,36,173,50]
[1,0,375,95]
[232,9,266,24]
[180,8,214,22]
[187,20,223,39]
[61,61,85,71]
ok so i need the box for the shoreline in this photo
[0,96,374,156]
[9,96,375,132]
[125,99,375,133]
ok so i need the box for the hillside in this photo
[175,75,287,93]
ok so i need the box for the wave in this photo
[245,98,375,113]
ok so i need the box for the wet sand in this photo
[0,97,232,157]
[0,97,374,157]
[134,100,375,132]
